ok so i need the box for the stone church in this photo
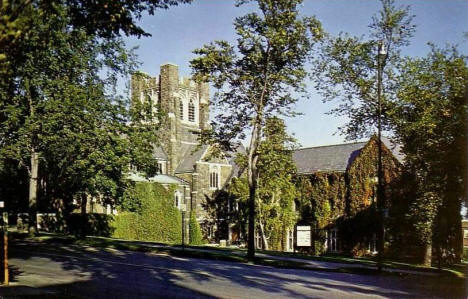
[131,63,242,239]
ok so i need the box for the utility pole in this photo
[376,40,387,272]
[0,201,8,285]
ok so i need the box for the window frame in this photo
[209,165,220,190]
[179,101,184,120]
[188,100,195,122]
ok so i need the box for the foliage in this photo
[111,211,139,240]
[67,213,115,237]
[189,212,204,245]
[190,0,322,257]
[0,159,29,214]
[347,137,400,216]
[296,138,401,256]
[256,118,298,251]
[296,173,345,229]
[229,118,298,251]
[202,190,239,242]
[112,182,182,243]
[391,45,468,263]
[312,0,415,139]
[0,0,191,65]
[0,2,160,228]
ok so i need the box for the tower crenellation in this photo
[131,63,210,175]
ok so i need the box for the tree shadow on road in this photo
[2,239,466,299]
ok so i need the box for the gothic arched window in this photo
[210,166,219,189]
[174,191,181,209]
[188,100,195,122]
[179,101,184,120]
[145,95,152,115]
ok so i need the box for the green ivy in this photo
[189,212,204,245]
[296,137,401,256]
[112,182,182,244]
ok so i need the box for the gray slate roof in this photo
[128,172,188,185]
[175,144,209,173]
[293,142,367,174]
[227,143,246,179]
[152,145,168,160]
[382,137,405,163]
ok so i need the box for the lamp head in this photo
[379,40,387,56]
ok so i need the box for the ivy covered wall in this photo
[296,137,401,256]
[112,182,182,244]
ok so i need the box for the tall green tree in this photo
[312,0,415,139]
[1,0,191,94]
[391,46,468,265]
[229,118,298,251]
[311,0,414,268]
[0,3,163,232]
[190,0,322,259]
[255,118,297,251]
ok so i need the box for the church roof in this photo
[175,144,209,173]
[381,137,405,163]
[152,145,168,160]
[293,137,405,175]
[293,142,367,174]
[227,143,246,178]
[128,172,188,185]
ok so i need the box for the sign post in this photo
[0,201,8,285]
[296,225,312,249]
[180,204,187,251]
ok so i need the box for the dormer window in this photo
[179,101,184,120]
[188,100,195,122]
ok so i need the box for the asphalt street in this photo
[0,240,465,299]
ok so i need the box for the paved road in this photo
[0,240,465,299]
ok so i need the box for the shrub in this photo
[112,182,182,244]
[189,212,204,245]
[112,211,139,240]
[67,213,115,237]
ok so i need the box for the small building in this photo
[293,136,403,255]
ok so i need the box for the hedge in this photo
[112,182,182,244]
[189,212,204,245]
[67,213,115,237]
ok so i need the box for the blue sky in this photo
[123,0,468,147]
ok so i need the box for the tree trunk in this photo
[423,242,432,266]
[247,121,261,260]
[259,220,269,251]
[81,193,88,215]
[247,180,256,259]
[28,149,39,234]
[246,45,269,259]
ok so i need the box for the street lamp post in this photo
[377,40,387,272]
[181,203,186,251]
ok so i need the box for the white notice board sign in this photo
[296,225,311,246]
